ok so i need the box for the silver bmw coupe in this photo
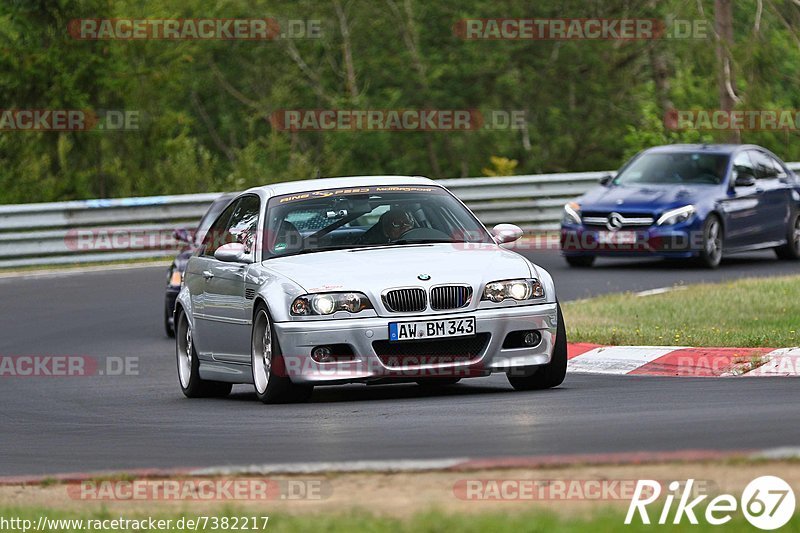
[175,176,566,403]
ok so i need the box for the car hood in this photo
[262,243,534,293]
[579,184,712,214]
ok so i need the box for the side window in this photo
[732,152,755,182]
[750,151,778,180]
[769,156,788,178]
[201,201,237,257]
[227,195,261,253]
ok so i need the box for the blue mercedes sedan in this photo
[560,144,800,268]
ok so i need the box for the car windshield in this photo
[263,185,493,258]
[614,152,729,185]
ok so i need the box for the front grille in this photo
[430,285,472,310]
[383,288,427,313]
[373,333,490,367]
[582,211,654,228]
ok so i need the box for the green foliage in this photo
[482,155,518,176]
[1,0,799,202]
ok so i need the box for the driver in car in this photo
[381,208,415,241]
[358,207,416,244]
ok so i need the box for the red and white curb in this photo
[567,343,800,377]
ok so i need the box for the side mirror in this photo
[734,170,756,188]
[491,223,523,244]
[599,173,614,186]
[214,242,251,263]
[173,228,193,244]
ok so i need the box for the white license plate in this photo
[596,230,637,244]
[389,317,476,341]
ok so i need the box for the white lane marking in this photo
[568,346,683,375]
[745,348,800,376]
[635,286,688,297]
[189,458,469,476]
[750,447,800,460]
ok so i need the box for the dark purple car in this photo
[164,193,236,336]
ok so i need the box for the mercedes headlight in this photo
[562,202,582,225]
[482,279,545,303]
[656,205,695,226]
[291,292,373,316]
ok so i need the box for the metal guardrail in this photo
[1,164,798,268]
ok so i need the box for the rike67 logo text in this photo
[626,476,795,530]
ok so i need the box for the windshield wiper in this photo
[390,238,469,245]
[269,243,389,258]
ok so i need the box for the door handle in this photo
[202,270,214,280]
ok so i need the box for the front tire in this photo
[697,215,723,268]
[251,305,313,404]
[507,303,567,391]
[775,211,800,260]
[175,310,232,398]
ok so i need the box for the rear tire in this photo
[175,310,232,398]
[251,305,313,404]
[165,301,175,338]
[565,255,595,268]
[507,303,567,391]
[697,215,723,268]
[775,212,800,260]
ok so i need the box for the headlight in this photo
[168,268,183,287]
[291,292,373,316]
[656,205,695,226]
[562,202,581,225]
[482,279,545,303]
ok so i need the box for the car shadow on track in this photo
[220,380,568,404]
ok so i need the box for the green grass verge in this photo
[1,507,794,532]
[562,275,800,347]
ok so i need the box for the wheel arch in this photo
[252,296,272,320]
[705,209,726,237]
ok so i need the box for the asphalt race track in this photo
[0,250,798,476]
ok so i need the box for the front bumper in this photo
[273,303,558,384]
[560,219,704,258]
